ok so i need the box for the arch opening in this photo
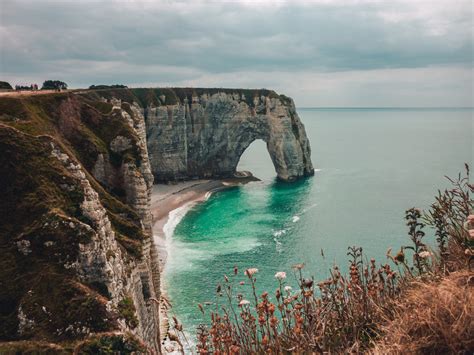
[236,139,276,180]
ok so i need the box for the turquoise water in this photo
[163,108,472,343]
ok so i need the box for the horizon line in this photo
[298,106,473,110]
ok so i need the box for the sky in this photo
[0,0,472,107]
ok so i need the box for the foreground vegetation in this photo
[176,166,473,354]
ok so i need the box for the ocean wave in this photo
[292,215,300,223]
[163,203,195,240]
[166,236,261,274]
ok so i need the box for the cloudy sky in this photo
[1,0,472,106]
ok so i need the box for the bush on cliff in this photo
[89,84,128,90]
[41,80,67,91]
[0,81,13,90]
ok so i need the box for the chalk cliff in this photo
[140,88,314,182]
[0,94,160,352]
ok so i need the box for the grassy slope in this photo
[0,92,148,351]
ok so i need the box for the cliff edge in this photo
[0,93,160,353]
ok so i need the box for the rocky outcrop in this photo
[142,89,314,182]
[77,98,161,351]
[0,94,160,353]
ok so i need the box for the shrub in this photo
[41,80,67,91]
[89,84,128,90]
[118,297,139,329]
[0,81,13,90]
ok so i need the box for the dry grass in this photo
[372,271,473,354]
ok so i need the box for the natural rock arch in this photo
[143,89,314,182]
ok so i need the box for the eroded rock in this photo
[144,90,314,182]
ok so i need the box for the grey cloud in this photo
[0,0,471,106]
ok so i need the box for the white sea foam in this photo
[292,215,300,223]
[273,229,287,237]
[166,237,261,274]
[163,203,195,240]
[273,238,284,254]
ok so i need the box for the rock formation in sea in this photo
[0,87,313,352]
[141,88,314,182]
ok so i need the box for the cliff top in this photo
[79,87,293,108]
[0,87,294,108]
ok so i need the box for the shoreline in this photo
[150,174,258,352]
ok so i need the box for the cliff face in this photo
[141,88,314,182]
[0,94,160,352]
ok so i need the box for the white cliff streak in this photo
[53,99,161,352]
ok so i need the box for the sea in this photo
[162,107,472,347]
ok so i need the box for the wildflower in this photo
[302,278,314,288]
[275,271,286,280]
[292,263,305,270]
[244,268,258,278]
[234,265,238,275]
[284,286,292,293]
[239,281,245,285]
[394,248,405,263]
[238,299,250,307]
[418,251,432,259]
